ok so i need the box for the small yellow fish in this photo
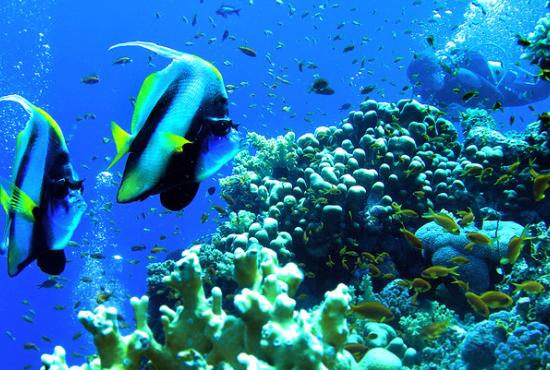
[421,265,460,279]
[465,292,489,318]
[420,320,451,340]
[467,232,492,245]
[512,280,545,294]
[400,227,423,250]
[451,278,470,292]
[422,209,460,235]
[456,208,475,226]
[501,225,532,265]
[350,301,394,322]
[530,168,550,201]
[391,202,418,219]
[479,291,513,309]
[448,256,470,265]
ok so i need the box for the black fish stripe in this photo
[9,120,46,273]
[130,78,182,153]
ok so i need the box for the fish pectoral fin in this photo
[107,121,133,170]
[37,249,66,275]
[161,132,192,153]
[5,184,38,222]
[160,182,200,211]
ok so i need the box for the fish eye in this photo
[68,180,84,194]
[52,179,69,197]
[210,118,233,136]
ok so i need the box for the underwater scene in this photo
[0,0,550,369]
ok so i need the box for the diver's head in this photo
[407,53,445,92]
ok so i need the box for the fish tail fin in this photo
[449,265,460,276]
[511,283,521,294]
[107,121,133,170]
[161,132,192,153]
[421,208,435,219]
[0,94,35,115]
[109,41,185,60]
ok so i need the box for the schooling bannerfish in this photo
[0,95,86,277]
[107,41,244,211]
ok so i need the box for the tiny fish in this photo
[238,46,257,57]
[130,244,147,251]
[339,103,352,111]
[462,90,479,102]
[81,73,100,84]
[23,342,40,351]
[112,56,132,65]
[426,34,435,48]
[516,35,531,47]
[343,45,355,52]
[360,85,376,95]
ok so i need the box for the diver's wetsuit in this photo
[408,51,550,109]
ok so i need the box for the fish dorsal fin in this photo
[1,184,38,222]
[0,94,34,115]
[107,121,133,170]
[0,94,65,142]
[109,41,223,82]
[109,41,186,60]
[34,106,65,143]
[161,132,192,153]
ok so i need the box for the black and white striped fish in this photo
[106,41,244,211]
[0,95,86,277]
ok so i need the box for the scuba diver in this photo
[407,50,550,110]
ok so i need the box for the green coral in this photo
[240,131,298,178]
[520,12,550,68]
[398,300,457,349]
[41,243,358,370]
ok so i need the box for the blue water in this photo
[0,0,548,368]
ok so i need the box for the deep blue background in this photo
[0,0,548,367]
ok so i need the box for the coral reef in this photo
[41,97,550,369]
[520,12,550,70]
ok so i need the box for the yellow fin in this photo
[107,121,133,170]
[8,184,37,221]
[0,186,9,214]
[162,132,192,153]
